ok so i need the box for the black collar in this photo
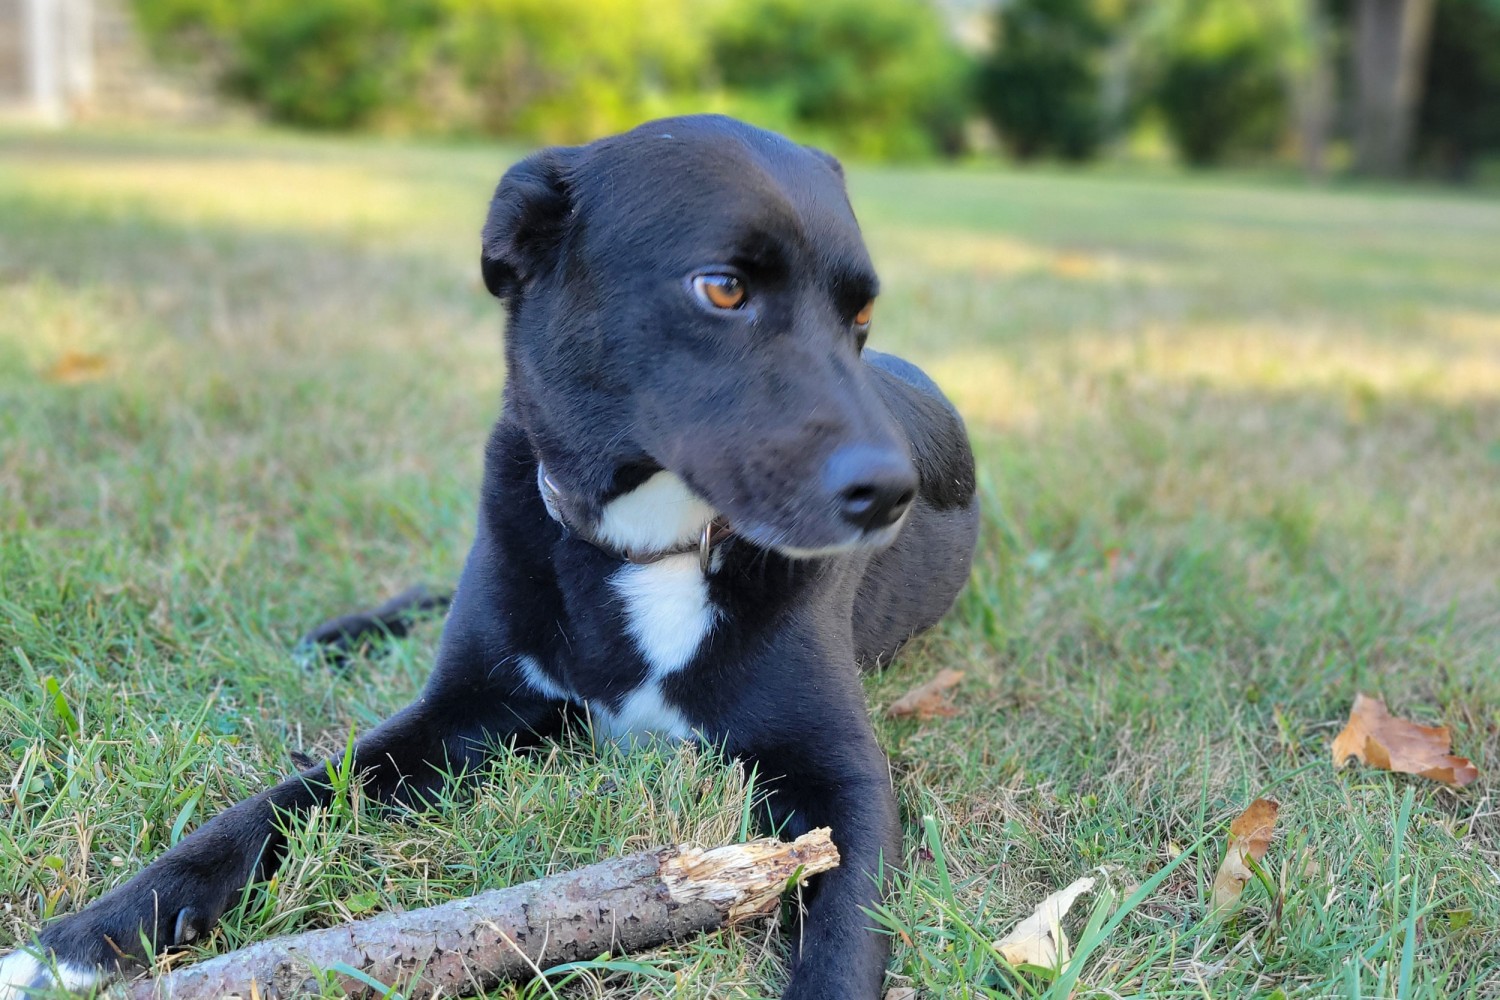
[536,463,732,571]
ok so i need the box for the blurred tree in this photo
[441,0,711,142]
[1414,0,1500,179]
[232,0,443,128]
[711,0,970,159]
[133,0,443,128]
[1289,0,1336,178]
[131,0,234,57]
[975,0,1115,161]
[1143,0,1294,166]
[1350,0,1435,176]
[130,0,968,159]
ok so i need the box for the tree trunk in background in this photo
[1295,0,1334,179]
[1352,0,1436,176]
[24,0,64,123]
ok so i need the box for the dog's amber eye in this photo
[854,299,875,328]
[693,274,747,310]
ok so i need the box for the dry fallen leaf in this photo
[883,989,917,1000]
[992,875,1097,968]
[886,668,965,721]
[1210,798,1279,915]
[1051,251,1101,278]
[45,350,111,384]
[1332,693,1478,787]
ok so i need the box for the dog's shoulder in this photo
[862,350,976,511]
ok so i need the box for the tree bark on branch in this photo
[127,830,839,1000]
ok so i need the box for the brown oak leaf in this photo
[45,350,111,384]
[1332,693,1478,787]
[1209,797,1279,914]
[886,669,965,721]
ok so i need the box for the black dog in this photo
[0,115,978,1000]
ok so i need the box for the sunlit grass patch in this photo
[0,131,517,243]
[886,228,1177,287]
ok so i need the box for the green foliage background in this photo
[1137,0,1295,167]
[1417,0,1500,177]
[130,0,1500,171]
[711,0,969,160]
[437,0,713,141]
[975,0,1117,161]
[130,0,969,158]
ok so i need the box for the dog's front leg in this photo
[0,683,564,998]
[745,699,902,1000]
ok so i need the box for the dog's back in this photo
[853,349,979,664]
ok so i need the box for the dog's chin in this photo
[735,518,906,561]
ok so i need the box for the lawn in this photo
[1,128,1497,999]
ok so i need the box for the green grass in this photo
[1,126,1497,999]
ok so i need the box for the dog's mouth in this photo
[579,460,912,563]
[732,515,908,560]
[665,446,917,560]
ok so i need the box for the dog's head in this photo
[482,115,916,555]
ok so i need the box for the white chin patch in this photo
[0,951,100,1000]
[772,540,866,559]
[596,471,716,555]
[761,519,906,560]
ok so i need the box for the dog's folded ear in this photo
[481,147,580,300]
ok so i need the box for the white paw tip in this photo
[0,951,44,1000]
[0,950,100,999]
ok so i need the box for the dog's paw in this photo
[0,863,221,998]
[0,949,102,1000]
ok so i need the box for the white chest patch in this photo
[594,687,693,743]
[516,653,574,703]
[612,554,717,674]
[601,552,718,743]
[527,470,722,745]
[596,471,716,555]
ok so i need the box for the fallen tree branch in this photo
[127,829,838,999]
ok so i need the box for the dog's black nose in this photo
[824,444,918,533]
